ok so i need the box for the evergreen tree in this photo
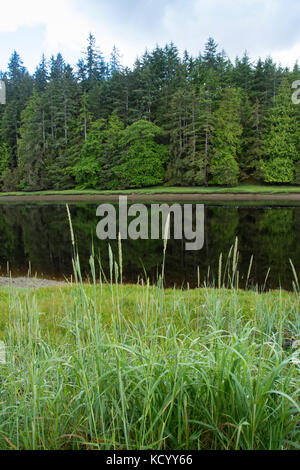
[73,113,124,189]
[46,63,81,188]
[239,94,264,180]
[85,33,107,83]
[260,77,299,183]
[210,88,243,186]
[107,68,131,123]
[166,83,213,186]
[0,141,11,185]
[72,118,106,188]
[203,37,219,69]
[18,90,48,189]
[115,120,168,188]
[34,55,48,92]
[0,36,298,190]
[232,52,253,92]
[109,45,123,75]
[1,51,33,165]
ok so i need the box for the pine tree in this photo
[84,33,107,85]
[233,52,253,92]
[203,37,219,69]
[18,90,47,189]
[166,83,213,186]
[260,77,299,183]
[239,94,263,180]
[210,88,243,186]
[0,37,298,191]
[46,63,81,188]
[166,85,193,184]
[0,141,11,185]
[107,68,131,123]
[34,55,48,92]
[109,46,123,76]
[130,53,157,122]
[1,51,33,165]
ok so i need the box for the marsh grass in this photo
[1,184,300,198]
[0,229,299,450]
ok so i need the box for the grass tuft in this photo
[0,238,299,450]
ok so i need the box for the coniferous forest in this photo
[0,34,300,191]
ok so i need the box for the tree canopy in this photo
[0,34,299,191]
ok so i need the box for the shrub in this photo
[210,156,239,186]
[260,157,295,183]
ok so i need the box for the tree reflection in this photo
[0,203,298,290]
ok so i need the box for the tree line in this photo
[0,34,300,191]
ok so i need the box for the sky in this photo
[0,0,299,73]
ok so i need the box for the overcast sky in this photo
[0,0,299,73]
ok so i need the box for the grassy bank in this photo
[0,275,299,450]
[0,184,300,198]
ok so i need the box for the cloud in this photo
[0,0,93,60]
[0,0,299,71]
[160,0,300,64]
[272,41,300,68]
[86,0,300,67]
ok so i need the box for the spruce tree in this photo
[260,77,299,183]
[210,88,243,186]
[18,90,47,189]
[1,51,33,165]
[239,94,264,180]
[0,36,298,191]
[167,83,213,186]
[34,55,48,92]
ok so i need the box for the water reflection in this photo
[0,202,299,290]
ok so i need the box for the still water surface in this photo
[0,201,299,290]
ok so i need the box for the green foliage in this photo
[1,38,300,190]
[239,97,264,180]
[72,119,105,188]
[260,77,300,183]
[115,120,168,188]
[295,162,300,185]
[259,157,295,183]
[73,155,101,189]
[0,256,299,450]
[210,156,240,186]
[210,88,242,186]
[73,117,167,189]
[0,142,11,183]
[73,113,125,189]
[167,85,212,186]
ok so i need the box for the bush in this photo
[114,120,168,188]
[294,162,300,185]
[210,156,239,186]
[1,168,22,191]
[260,157,295,183]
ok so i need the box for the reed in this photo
[0,232,299,450]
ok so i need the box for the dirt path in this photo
[0,193,300,202]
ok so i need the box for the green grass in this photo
[1,184,300,197]
[0,247,299,450]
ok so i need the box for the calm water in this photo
[0,201,299,290]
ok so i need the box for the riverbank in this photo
[0,184,300,202]
[0,281,299,450]
[0,276,67,288]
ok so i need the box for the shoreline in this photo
[0,276,293,292]
[0,276,67,288]
[0,192,300,202]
